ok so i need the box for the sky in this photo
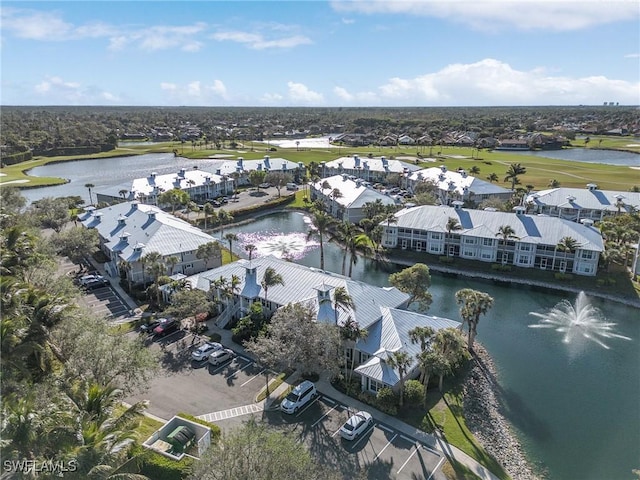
[1,0,639,107]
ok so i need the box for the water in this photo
[22,153,233,204]
[510,148,639,166]
[225,211,640,480]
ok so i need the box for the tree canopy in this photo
[389,263,433,311]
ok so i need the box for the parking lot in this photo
[263,394,446,480]
[125,330,268,421]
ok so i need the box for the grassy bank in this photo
[2,139,638,191]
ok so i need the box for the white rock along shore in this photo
[463,343,543,480]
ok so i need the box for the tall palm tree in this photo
[339,316,366,394]
[261,267,284,304]
[455,288,494,351]
[332,286,355,325]
[141,251,164,304]
[217,209,233,238]
[387,350,412,407]
[504,163,527,191]
[307,210,336,270]
[432,328,468,391]
[203,202,215,230]
[409,326,435,352]
[415,349,446,406]
[196,241,222,269]
[332,221,358,275]
[244,243,257,262]
[224,233,238,255]
[347,233,370,278]
[495,224,519,264]
[165,255,180,275]
[486,172,499,183]
[445,217,462,257]
[118,189,128,201]
[118,260,133,292]
[85,183,95,206]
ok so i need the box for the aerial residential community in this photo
[1,1,639,480]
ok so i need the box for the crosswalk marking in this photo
[197,403,264,422]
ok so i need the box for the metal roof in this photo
[312,175,396,210]
[391,205,605,251]
[325,155,420,174]
[408,167,511,196]
[526,187,640,213]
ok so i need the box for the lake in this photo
[510,147,639,166]
[224,211,640,480]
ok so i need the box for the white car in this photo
[208,348,235,366]
[191,342,223,362]
[78,274,105,286]
[339,411,374,441]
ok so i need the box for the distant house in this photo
[212,156,305,185]
[185,255,461,393]
[310,174,397,222]
[79,201,220,284]
[407,165,512,205]
[382,203,604,276]
[495,139,530,151]
[96,168,234,205]
[397,135,415,145]
[526,184,640,222]
[321,154,420,184]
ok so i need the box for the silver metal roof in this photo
[526,187,640,213]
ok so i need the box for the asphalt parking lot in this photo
[82,284,130,319]
[125,331,267,421]
[263,394,446,480]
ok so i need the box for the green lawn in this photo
[3,139,638,191]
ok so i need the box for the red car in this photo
[153,318,178,336]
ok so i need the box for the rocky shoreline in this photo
[463,343,542,480]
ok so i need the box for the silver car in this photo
[207,348,235,366]
[340,411,374,441]
[191,342,223,362]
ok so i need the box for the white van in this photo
[280,380,317,414]
[286,182,299,191]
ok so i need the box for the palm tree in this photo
[332,221,358,275]
[307,210,336,270]
[261,267,284,304]
[339,316,367,394]
[244,243,257,262]
[445,217,462,257]
[224,233,238,256]
[203,202,215,230]
[486,173,499,183]
[165,255,180,275]
[118,189,128,201]
[387,350,412,407]
[409,326,436,352]
[196,241,222,269]
[217,209,233,238]
[141,251,165,304]
[347,233,370,278]
[85,183,95,206]
[469,165,481,175]
[548,179,561,188]
[496,224,519,264]
[455,288,494,351]
[415,349,446,406]
[332,286,355,325]
[504,163,527,191]
[432,328,468,391]
[118,260,133,292]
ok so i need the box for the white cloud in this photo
[212,30,312,50]
[624,53,640,59]
[33,76,119,104]
[330,0,639,32]
[158,79,229,104]
[1,7,74,40]
[334,58,640,106]
[287,82,324,104]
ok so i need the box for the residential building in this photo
[407,165,512,205]
[185,256,460,393]
[79,201,221,284]
[321,154,421,184]
[96,167,234,205]
[382,203,604,276]
[525,184,640,222]
[211,156,305,185]
[310,174,397,222]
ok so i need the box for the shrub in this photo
[177,412,222,443]
[554,272,574,281]
[439,256,454,264]
[375,387,398,415]
[404,380,424,406]
[209,332,222,343]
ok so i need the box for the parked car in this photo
[191,342,223,362]
[259,182,271,188]
[280,380,317,414]
[208,348,235,366]
[78,274,105,286]
[286,182,298,191]
[140,319,161,334]
[211,199,221,207]
[339,411,374,441]
[82,277,109,290]
[153,318,178,336]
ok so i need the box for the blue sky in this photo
[2,1,639,106]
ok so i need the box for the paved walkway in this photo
[198,403,264,423]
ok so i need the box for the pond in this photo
[224,211,640,480]
[510,147,639,166]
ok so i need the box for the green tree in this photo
[264,171,293,197]
[261,266,284,304]
[85,183,95,205]
[52,227,99,266]
[445,216,462,257]
[165,288,213,325]
[307,210,336,271]
[244,243,257,261]
[249,170,267,190]
[455,288,494,351]
[387,350,412,408]
[504,163,527,191]
[389,263,432,311]
[224,232,238,256]
[31,197,71,232]
[486,172,499,183]
[157,188,189,213]
[188,417,340,480]
[338,316,366,394]
[196,241,222,269]
[203,202,216,230]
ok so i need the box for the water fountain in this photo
[529,291,632,350]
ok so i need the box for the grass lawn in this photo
[3,140,638,192]
[398,381,511,480]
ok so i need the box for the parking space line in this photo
[420,442,440,456]
[426,456,446,480]
[322,396,336,406]
[397,443,421,474]
[400,434,415,443]
[294,396,320,418]
[225,360,254,379]
[373,433,397,461]
[377,424,394,434]
[240,368,266,387]
[312,405,339,428]
[351,426,377,449]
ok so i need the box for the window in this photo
[483,238,494,247]
[540,258,548,269]
[463,249,476,258]
[415,241,423,252]
[429,244,441,254]
[517,255,530,265]
[519,243,532,251]
[581,251,594,260]
[430,232,442,240]
[464,237,476,245]
[368,379,384,393]
[481,252,492,260]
